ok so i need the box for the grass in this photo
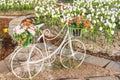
[52,55,81,70]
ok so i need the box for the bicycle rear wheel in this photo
[11,44,44,79]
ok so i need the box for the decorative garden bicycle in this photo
[10,20,86,79]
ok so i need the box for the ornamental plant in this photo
[73,0,120,42]
[67,16,92,30]
[12,19,36,47]
[0,27,8,46]
[34,0,60,26]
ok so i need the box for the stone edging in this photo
[0,16,17,19]
[86,75,120,80]
[84,54,120,72]
[8,15,120,72]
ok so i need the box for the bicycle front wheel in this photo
[60,39,86,68]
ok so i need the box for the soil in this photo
[0,18,16,61]
[87,50,120,62]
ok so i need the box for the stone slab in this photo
[84,55,111,67]
[74,52,89,60]
[0,39,3,41]
[105,61,120,71]
[0,60,10,73]
[118,74,120,77]
[88,76,119,80]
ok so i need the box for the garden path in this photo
[0,43,119,80]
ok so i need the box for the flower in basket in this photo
[68,16,92,36]
[13,19,36,47]
[68,16,91,29]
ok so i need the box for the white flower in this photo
[96,12,100,15]
[109,23,112,28]
[92,20,96,24]
[99,27,103,31]
[92,13,94,16]
[61,18,65,23]
[95,16,98,18]
[101,8,104,12]
[107,16,110,19]
[67,13,70,17]
[111,15,115,22]
[112,23,116,28]
[82,13,85,16]
[111,30,114,35]
[91,8,95,12]
[97,20,99,22]
[104,23,108,26]
[100,16,103,22]
[13,25,23,34]
[15,25,21,30]
[35,6,39,11]
[69,7,73,12]
[106,19,112,28]
[16,29,25,35]
[35,13,39,17]
[83,8,86,13]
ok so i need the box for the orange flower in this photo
[30,24,35,28]
[83,20,91,28]
[22,19,33,27]
[23,21,31,26]
[76,21,80,25]
[71,18,75,21]
[26,19,31,23]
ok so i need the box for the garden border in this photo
[0,16,17,19]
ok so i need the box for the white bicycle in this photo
[10,23,86,80]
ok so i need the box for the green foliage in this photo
[13,32,33,47]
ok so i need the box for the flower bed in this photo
[36,0,119,40]
[0,0,38,11]
[34,0,120,56]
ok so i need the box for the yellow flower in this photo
[3,28,8,33]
